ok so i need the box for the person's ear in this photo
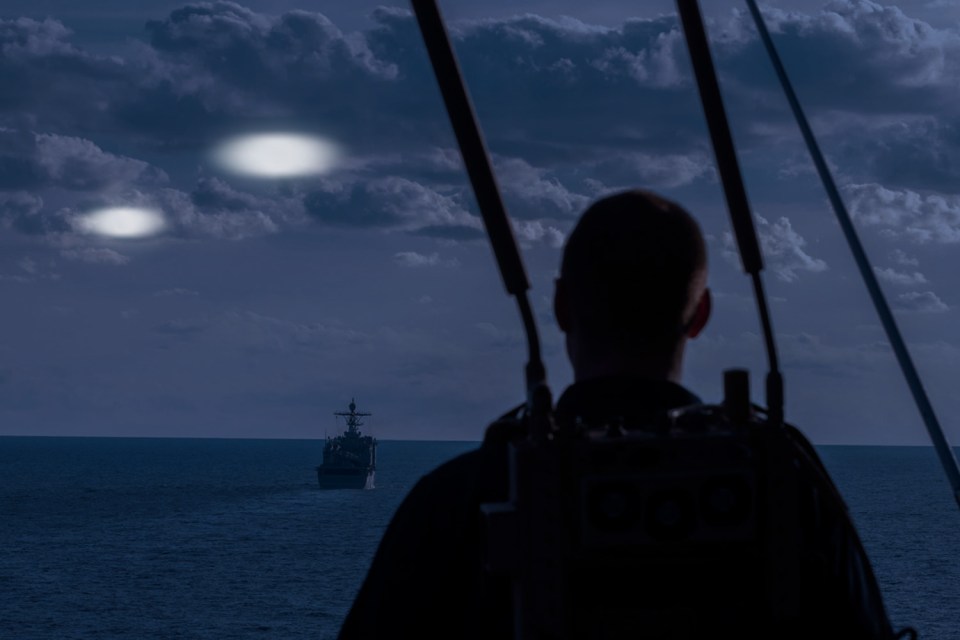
[686,288,711,338]
[554,278,571,333]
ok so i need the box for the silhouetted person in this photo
[338,190,895,639]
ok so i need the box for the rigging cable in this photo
[745,0,960,509]
[410,0,548,415]
[676,0,784,426]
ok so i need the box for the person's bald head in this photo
[555,190,709,379]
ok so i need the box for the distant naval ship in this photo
[316,399,377,490]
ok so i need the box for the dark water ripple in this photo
[1,439,957,639]
[819,446,960,640]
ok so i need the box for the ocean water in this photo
[0,438,957,639]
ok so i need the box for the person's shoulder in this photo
[409,404,524,503]
[418,447,485,488]
[772,422,851,514]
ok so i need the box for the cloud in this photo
[890,248,919,267]
[60,247,130,265]
[305,176,482,236]
[710,3,960,192]
[156,180,298,240]
[723,215,827,282]
[35,133,167,190]
[874,266,927,286]
[0,129,165,192]
[3,2,960,258]
[723,0,960,114]
[833,118,960,191]
[846,183,960,243]
[0,192,43,231]
[512,219,565,248]
[145,3,398,83]
[0,18,130,133]
[0,130,174,242]
[129,3,403,148]
[895,291,949,312]
[495,157,590,219]
[3,2,958,158]
[582,152,713,191]
[0,7,699,157]
[393,251,459,268]
[189,176,265,211]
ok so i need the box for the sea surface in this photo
[1,438,958,639]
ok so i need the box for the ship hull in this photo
[316,466,375,490]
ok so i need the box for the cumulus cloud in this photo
[0,130,176,244]
[3,2,960,256]
[145,3,398,83]
[512,219,565,248]
[586,152,713,190]
[0,192,43,232]
[0,130,165,192]
[0,7,700,156]
[724,0,960,112]
[495,157,590,219]
[3,2,958,155]
[393,251,459,268]
[895,291,949,312]
[723,215,827,282]
[0,18,130,133]
[874,266,927,286]
[846,183,960,243]
[156,179,298,240]
[589,26,686,87]
[60,247,130,265]
[35,133,166,190]
[305,176,482,237]
[834,119,960,191]
[890,248,920,267]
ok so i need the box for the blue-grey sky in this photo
[1,0,958,444]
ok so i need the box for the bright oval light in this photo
[79,207,166,238]
[212,133,340,178]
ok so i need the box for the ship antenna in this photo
[676,0,783,426]
[411,0,549,429]
[744,0,960,509]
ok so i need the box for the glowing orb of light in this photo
[212,133,340,178]
[78,206,166,238]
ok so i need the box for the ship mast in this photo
[334,398,371,435]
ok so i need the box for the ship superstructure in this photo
[316,399,377,490]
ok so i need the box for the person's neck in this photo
[567,334,687,385]
[572,353,682,384]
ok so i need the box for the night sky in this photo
[1,0,959,444]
